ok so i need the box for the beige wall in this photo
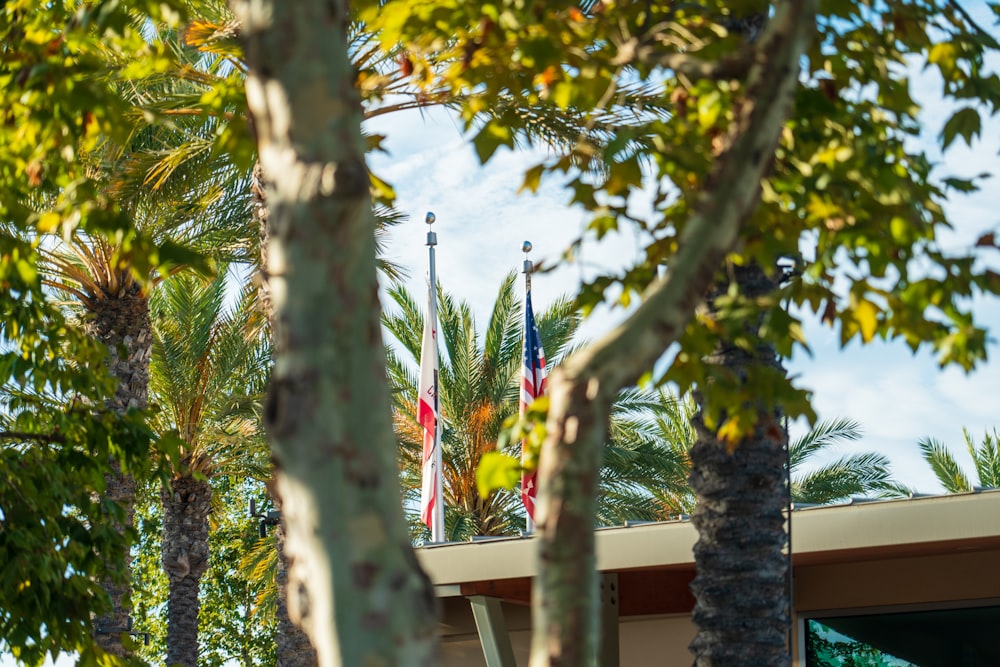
[438,547,1000,666]
[795,550,1000,612]
[439,610,696,667]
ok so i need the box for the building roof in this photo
[417,490,1000,589]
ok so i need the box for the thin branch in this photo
[363,95,453,120]
[614,36,754,81]
[0,430,67,444]
[948,0,1000,48]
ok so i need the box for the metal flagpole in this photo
[522,241,535,535]
[426,212,445,544]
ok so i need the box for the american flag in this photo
[520,286,547,520]
[417,282,440,532]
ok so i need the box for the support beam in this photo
[600,574,620,667]
[469,595,517,667]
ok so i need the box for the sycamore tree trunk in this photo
[87,282,150,658]
[688,264,789,667]
[161,474,213,667]
[231,1,438,665]
[255,157,319,667]
[529,3,816,666]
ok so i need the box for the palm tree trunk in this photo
[161,474,213,667]
[274,517,318,667]
[688,263,790,667]
[87,282,150,658]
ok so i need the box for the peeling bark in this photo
[231,1,438,665]
[529,3,817,666]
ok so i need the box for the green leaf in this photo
[476,451,522,498]
[940,107,981,149]
[155,240,216,279]
[472,121,514,163]
[520,163,545,194]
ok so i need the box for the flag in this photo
[418,282,440,531]
[521,286,547,519]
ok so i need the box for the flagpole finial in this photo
[522,241,533,275]
[425,212,437,247]
[522,240,532,254]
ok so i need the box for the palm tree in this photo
[790,418,910,504]
[26,27,256,656]
[625,392,908,511]
[918,428,1000,493]
[148,268,270,666]
[688,263,791,667]
[598,388,696,523]
[384,273,692,540]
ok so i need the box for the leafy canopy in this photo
[361,0,1000,437]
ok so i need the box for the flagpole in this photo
[426,212,445,544]
[522,241,535,535]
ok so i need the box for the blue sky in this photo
[366,14,1000,494]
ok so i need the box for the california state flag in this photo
[417,285,440,529]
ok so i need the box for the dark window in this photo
[805,606,1000,667]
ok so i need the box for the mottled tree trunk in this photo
[688,264,790,667]
[529,4,816,665]
[160,474,212,667]
[87,282,150,658]
[231,0,439,665]
[255,156,319,667]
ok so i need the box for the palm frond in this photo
[791,452,910,504]
[789,418,862,471]
[964,428,1000,489]
[918,437,972,494]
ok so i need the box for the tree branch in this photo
[948,0,999,48]
[530,1,819,665]
[0,431,66,445]
[613,38,754,81]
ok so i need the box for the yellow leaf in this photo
[519,164,545,194]
[854,299,879,343]
[37,211,61,232]
[717,415,744,454]
[697,89,722,130]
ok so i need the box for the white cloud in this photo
[364,43,1000,494]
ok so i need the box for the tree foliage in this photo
[5,0,1000,665]
[0,199,160,663]
[358,1,1000,664]
[918,427,1000,493]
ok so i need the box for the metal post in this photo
[522,241,534,535]
[426,212,445,544]
[600,574,620,666]
[469,596,517,667]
